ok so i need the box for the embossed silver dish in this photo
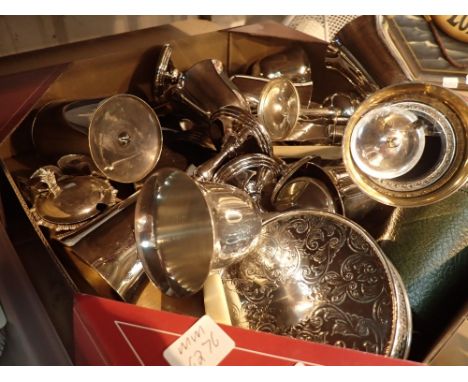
[220,210,411,358]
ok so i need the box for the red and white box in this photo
[74,294,421,366]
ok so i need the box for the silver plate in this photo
[222,210,410,357]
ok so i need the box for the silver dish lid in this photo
[222,210,410,357]
[88,94,163,184]
[33,175,117,226]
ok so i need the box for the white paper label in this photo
[465,74,468,85]
[442,76,459,89]
[163,315,235,366]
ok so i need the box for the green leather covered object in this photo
[378,187,468,361]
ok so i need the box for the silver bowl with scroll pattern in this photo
[221,210,411,358]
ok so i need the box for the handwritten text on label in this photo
[163,315,235,366]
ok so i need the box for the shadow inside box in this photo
[0,168,76,358]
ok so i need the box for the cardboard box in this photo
[0,20,422,365]
[74,294,420,366]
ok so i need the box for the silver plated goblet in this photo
[32,94,163,184]
[134,168,262,298]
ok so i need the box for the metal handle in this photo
[33,167,61,196]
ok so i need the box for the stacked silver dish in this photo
[221,210,411,358]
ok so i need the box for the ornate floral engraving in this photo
[223,212,399,356]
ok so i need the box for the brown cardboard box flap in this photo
[229,20,326,44]
[0,64,67,146]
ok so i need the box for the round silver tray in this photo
[221,210,411,358]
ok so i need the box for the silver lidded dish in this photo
[30,166,117,230]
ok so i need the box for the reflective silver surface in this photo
[322,92,360,118]
[248,46,313,84]
[30,167,118,228]
[28,165,63,198]
[153,44,180,102]
[231,74,313,109]
[57,154,98,176]
[256,77,354,144]
[213,153,285,211]
[153,44,249,119]
[195,107,272,182]
[373,102,456,192]
[135,168,261,297]
[320,163,378,222]
[59,193,146,302]
[387,260,412,360]
[284,93,359,144]
[221,210,410,357]
[273,177,336,213]
[272,156,377,221]
[32,94,163,184]
[284,119,346,145]
[325,40,380,99]
[89,94,163,184]
[350,105,426,179]
[343,82,468,207]
[258,78,300,141]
